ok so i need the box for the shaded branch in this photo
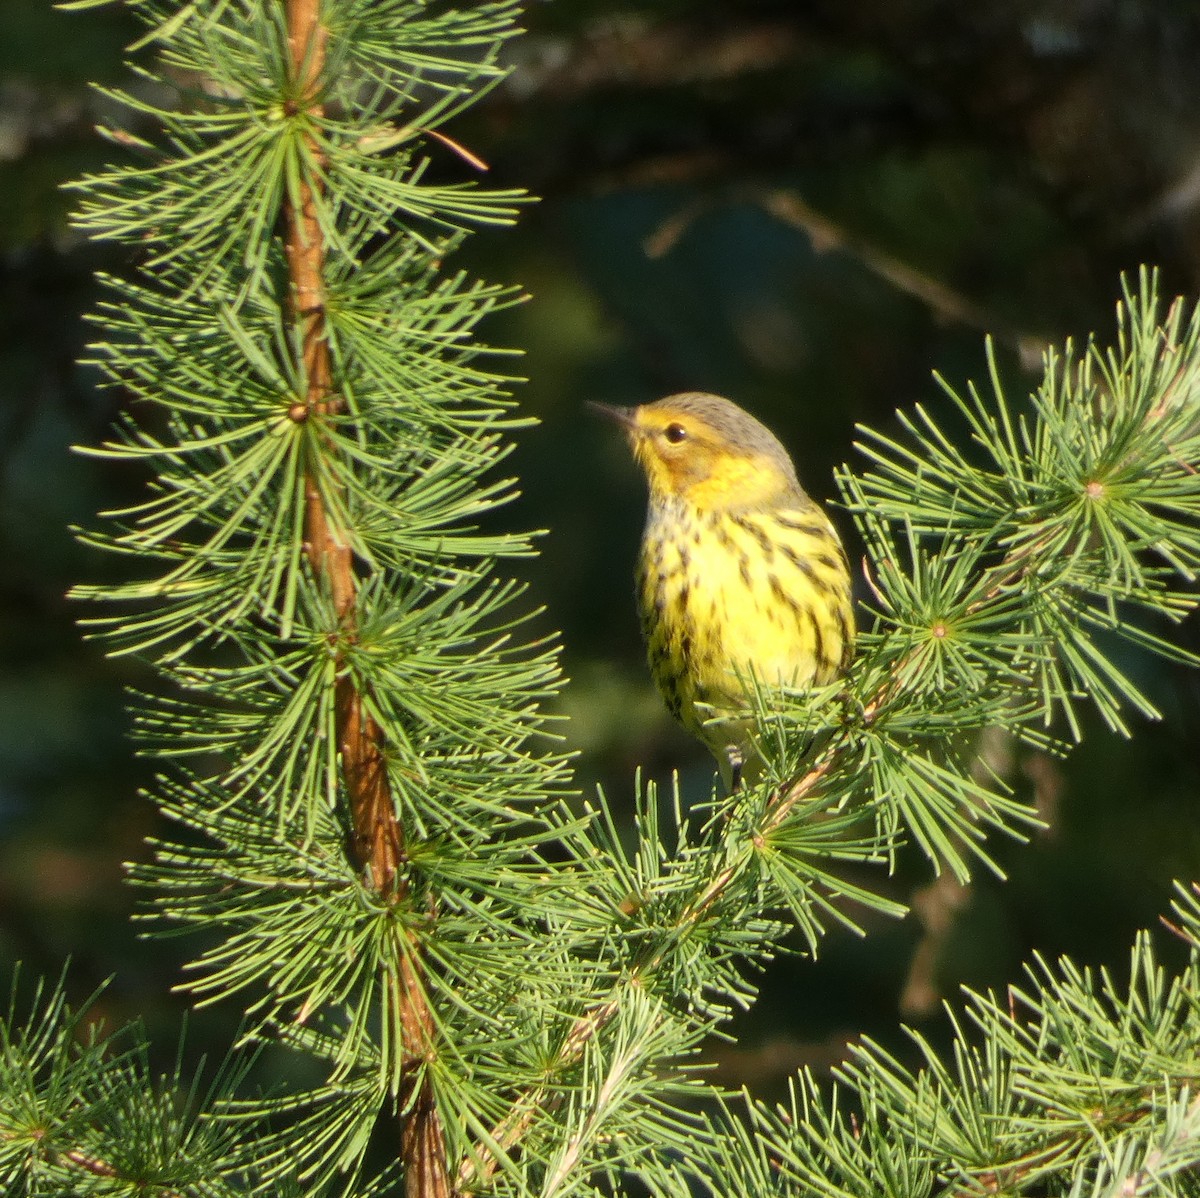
[644,186,1049,365]
[0,1131,185,1198]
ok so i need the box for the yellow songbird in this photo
[593,392,854,789]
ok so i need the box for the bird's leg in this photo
[726,746,744,794]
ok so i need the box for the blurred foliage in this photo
[3,0,1200,1096]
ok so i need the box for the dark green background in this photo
[3,0,1199,1091]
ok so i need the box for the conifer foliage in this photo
[4,0,1200,1195]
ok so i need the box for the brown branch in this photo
[0,1130,184,1198]
[513,18,808,99]
[456,733,850,1194]
[455,994,621,1193]
[283,3,448,1195]
[58,1150,181,1198]
[760,189,1025,344]
[951,1087,1200,1197]
[643,186,1050,369]
[59,1148,125,1182]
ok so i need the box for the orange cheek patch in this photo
[684,452,774,509]
[664,445,718,493]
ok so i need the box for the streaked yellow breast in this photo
[636,498,853,752]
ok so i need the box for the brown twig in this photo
[0,1130,185,1198]
[455,996,622,1193]
[644,186,1050,369]
[283,3,448,1195]
[456,730,850,1194]
[512,17,806,99]
[59,1148,126,1182]
[950,1087,1200,1196]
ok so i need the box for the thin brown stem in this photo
[644,186,1050,368]
[455,737,845,1194]
[283,2,448,1195]
[60,1149,125,1182]
[0,1131,184,1198]
[949,1087,1200,1196]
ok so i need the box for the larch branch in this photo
[283,2,449,1194]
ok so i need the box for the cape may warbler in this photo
[593,392,854,789]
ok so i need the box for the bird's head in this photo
[591,392,805,512]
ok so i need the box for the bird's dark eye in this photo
[664,422,688,445]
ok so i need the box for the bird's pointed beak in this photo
[586,401,638,431]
